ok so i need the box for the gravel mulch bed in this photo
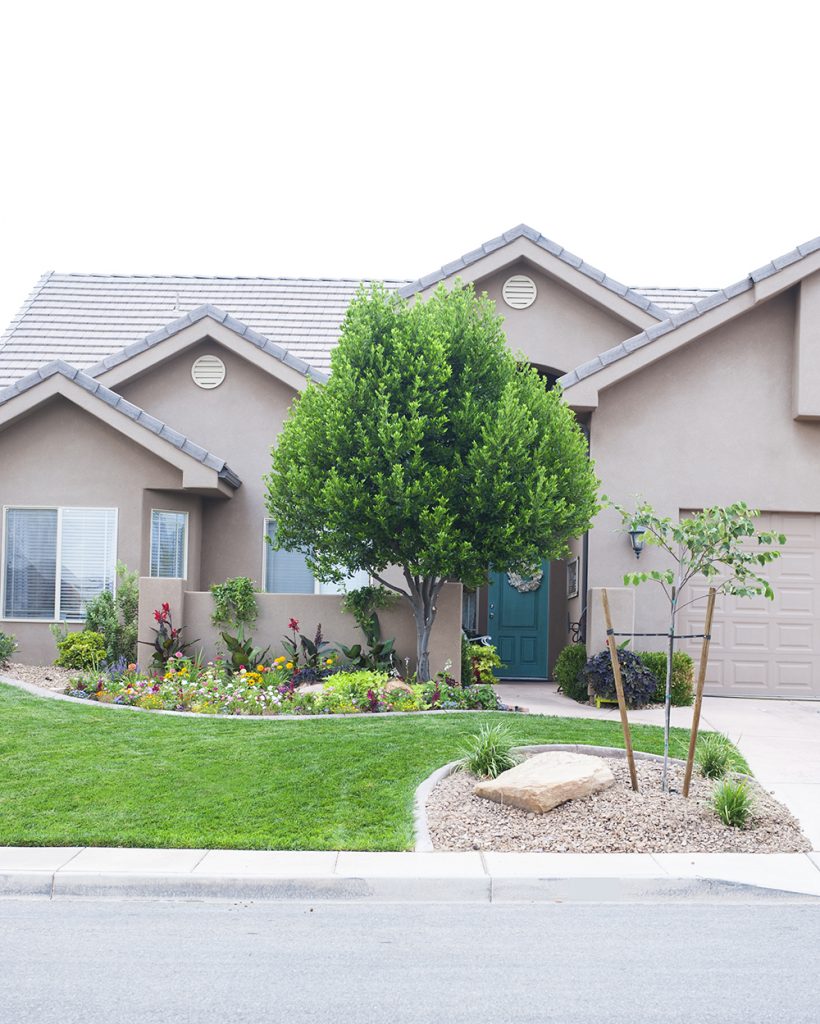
[3,663,77,693]
[426,755,811,854]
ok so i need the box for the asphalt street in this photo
[1,897,818,1023]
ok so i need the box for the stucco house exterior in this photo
[1,223,819,699]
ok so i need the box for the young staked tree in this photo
[609,499,785,791]
[266,282,599,680]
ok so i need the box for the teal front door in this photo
[488,561,549,679]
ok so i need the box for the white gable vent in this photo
[191,354,226,389]
[502,274,537,309]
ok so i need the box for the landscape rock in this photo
[473,751,615,813]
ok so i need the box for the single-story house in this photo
[1,224,819,699]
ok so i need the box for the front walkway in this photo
[496,682,820,849]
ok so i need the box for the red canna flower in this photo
[288,618,299,632]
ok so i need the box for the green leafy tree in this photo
[608,499,785,790]
[266,282,598,680]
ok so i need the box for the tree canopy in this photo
[266,282,599,678]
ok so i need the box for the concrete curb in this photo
[1,847,819,903]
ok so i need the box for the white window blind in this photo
[3,508,58,619]
[59,508,117,620]
[150,511,188,579]
[264,519,314,593]
[3,507,116,621]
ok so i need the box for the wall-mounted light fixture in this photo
[628,526,646,559]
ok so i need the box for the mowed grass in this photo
[0,682,712,851]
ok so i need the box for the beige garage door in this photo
[680,512,820,699]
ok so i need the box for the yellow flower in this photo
[325,658,333,665]
[286,662,293,670]
[256,664,265,672]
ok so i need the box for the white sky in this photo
[1,0,819,332]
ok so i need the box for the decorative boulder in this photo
[473,751,615,813]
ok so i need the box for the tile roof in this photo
[398,223,673,321]
[0,361,241,487]
[631,287,719,313]
[0,273,402,387]
[559,236,820,391]
[85,303,329,384]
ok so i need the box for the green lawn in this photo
[0,682,707,851]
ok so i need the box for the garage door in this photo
[680,512,820,699]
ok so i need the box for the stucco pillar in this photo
[585,586,635,656]
[137,577,186,670]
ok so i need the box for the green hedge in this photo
[553,644,694,707]
[637,650,694,707]
[553,643,589,702]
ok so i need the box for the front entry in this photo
[488,561,550,679]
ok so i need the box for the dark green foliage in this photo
[0,631,17,666]
[339,585,397,670]
[635,651,694,706]
[55,630,106,669]
[581,648,658,709]
[84,563,139,664]
[218,632,271,673]
[457,724,521,778]
[144,603,197,670]
[553,643,589,702]
[712,778,753,828]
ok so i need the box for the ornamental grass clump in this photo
[697,732,741,780]
[712,778,754,828]
[456,724,521,779]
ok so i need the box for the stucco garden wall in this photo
[137,578,464,680]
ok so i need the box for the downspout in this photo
[579,419,591,643]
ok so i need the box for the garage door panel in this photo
[680,510,820,698]
[776,623,814,651]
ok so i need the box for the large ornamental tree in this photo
[266,282,598,680]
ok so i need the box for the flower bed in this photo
[62,656,501,716]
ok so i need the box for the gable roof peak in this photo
[398,224,671,322]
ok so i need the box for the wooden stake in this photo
[601,588,639,792]
[682,587,717,798]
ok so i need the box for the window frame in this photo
[1,504,119,622]
[149,508,189,580]
[261,518,369,595]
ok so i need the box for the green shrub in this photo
[712,778,753,828]
[697,732,744,779]
[553,643,588,702]
[456,723,521,779]
[636,650,694,706]
[580,648,658,709]
[84,563,139,664]
[55,630,107,669]
[0,631,17,666]
[462,641,502,685]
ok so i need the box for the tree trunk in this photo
[409,575,443,682]
[662,586,678,794]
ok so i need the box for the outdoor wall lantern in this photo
[628,526,646,559]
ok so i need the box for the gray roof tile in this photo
[0,275,396,387]
[0,361,241,488]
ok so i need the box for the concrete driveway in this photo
[496,682,820,848]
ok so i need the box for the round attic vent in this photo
[191,354,226,389]
[502,274,537,309]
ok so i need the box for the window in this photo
[150,510,188,579]
[263,520,368,594]
[3,507,117,621]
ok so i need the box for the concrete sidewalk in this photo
[2,847,820,902]
[497,682,820,848]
